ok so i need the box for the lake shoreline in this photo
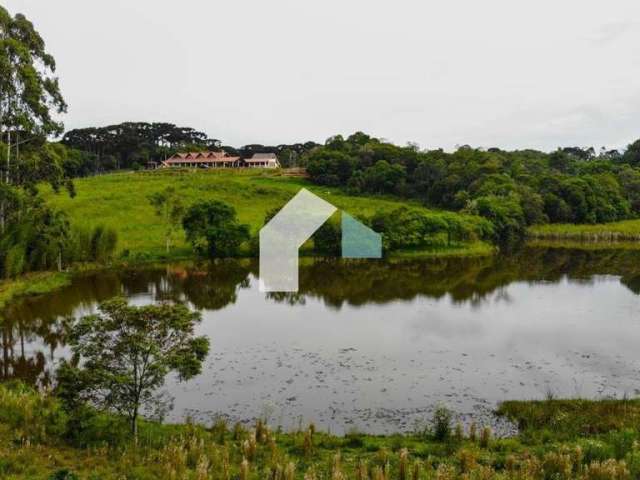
[2,382,640,479]
[0,242,495,314]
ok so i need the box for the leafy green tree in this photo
[58,298,209,440]
[617,166,640,213]
[148,187,185,253]
[0,7,75,277]
[312,215,341,256]
[306,150,356,186]
[0,6,67,220]
[182,200,250,258]
[623,139,640,167]
[368,207,478,252]
[466,195,525,246]
[0,202,73,277]
[362,160,406,194]
[0,6,67,141]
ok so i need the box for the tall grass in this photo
[528,219,640,242]
[2,384,640,479]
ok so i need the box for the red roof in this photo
[164,151,239,164]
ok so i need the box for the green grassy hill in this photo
[42,169,492,261]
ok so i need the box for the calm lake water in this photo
[3,247,640,434]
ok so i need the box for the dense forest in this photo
[304,132,640,244]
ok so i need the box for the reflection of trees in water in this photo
[283,248,640,309]
[153,260,252,310]
[4,248,640,387]
[266,292,307,306]
[0,271,125,386]
[0,261,254,387]
[0,312,62,388]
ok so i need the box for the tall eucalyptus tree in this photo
[0,5,67,232]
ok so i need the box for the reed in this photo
[479,427,491,448]
[435,464,456,480]
[242,433,257,461]
[399,448,409,480]
[220,447,231,480]
[457,448,478,473]
[332,452,346,480]
[239,457,250,480]
[542,452,573,480]
[582,459,630,480]
[454,422,464,441]
[304,467,318,480]
[195,454,210,480]
[411,460,421,480]
[468,422,477,442]
[284,461,296,480]
[371,465,385,480]
[233,422,247,441]
[356,459,369,480]
[303,427,314,458]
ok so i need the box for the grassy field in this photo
[528,220,640,242]
[2,384,640,479]
[41,169,492,262]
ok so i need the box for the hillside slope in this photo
[42,169,492,260]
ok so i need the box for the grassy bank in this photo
[528,220,640,242]
[0,271,71,312]
[2,384,640,479]
[41,169,492,262]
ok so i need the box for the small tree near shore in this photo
[58,298,209,441]
[182,200,250,258]
[148,187,185,253]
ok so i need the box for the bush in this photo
[312,217,341,256]
[0,382,67,444]
[182,200,250,258]
[465,194,526,246]
[609,430,638,459]
[582,440,615,464]
[369,207,490,252]
[432,405,452,441]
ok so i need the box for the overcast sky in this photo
[4,0,640,151]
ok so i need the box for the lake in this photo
[2,247,640,434]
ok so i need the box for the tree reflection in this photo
[4,247,640,388]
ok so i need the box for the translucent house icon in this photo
[260,189,382,292]
[341,212,382,259]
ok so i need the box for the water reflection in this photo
[1,247,640,432]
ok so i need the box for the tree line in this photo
[303,132,640,244]
[60,122,320,174]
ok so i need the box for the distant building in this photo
[162,151,241,168]
[243,153,280,169]
[161,151,281,169]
